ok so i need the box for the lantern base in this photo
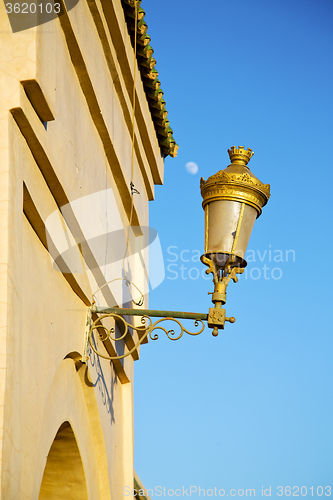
[201,252,247,273]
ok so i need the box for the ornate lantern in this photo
[200,146,270,335]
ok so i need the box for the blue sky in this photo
[134,0,333,498]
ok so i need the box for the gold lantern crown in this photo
[227,146,254,166]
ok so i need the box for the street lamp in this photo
[83,146,270,361]
[200,146,270,335]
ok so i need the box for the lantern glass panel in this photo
[206,200,257,269]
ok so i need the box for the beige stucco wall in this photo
[0,0,164,497]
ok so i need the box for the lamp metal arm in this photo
[91,306,208,321]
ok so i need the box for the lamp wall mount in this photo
[82,303,236,363]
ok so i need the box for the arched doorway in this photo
[39,421,88,499]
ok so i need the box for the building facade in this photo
[0,0,176,497]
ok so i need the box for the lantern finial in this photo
[227,146,254,166]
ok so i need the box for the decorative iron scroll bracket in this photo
[82,306,235,362]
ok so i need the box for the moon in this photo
[185,161,199,174]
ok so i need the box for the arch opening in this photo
[39,421,88,500]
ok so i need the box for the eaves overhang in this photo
[121,0,179,159]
